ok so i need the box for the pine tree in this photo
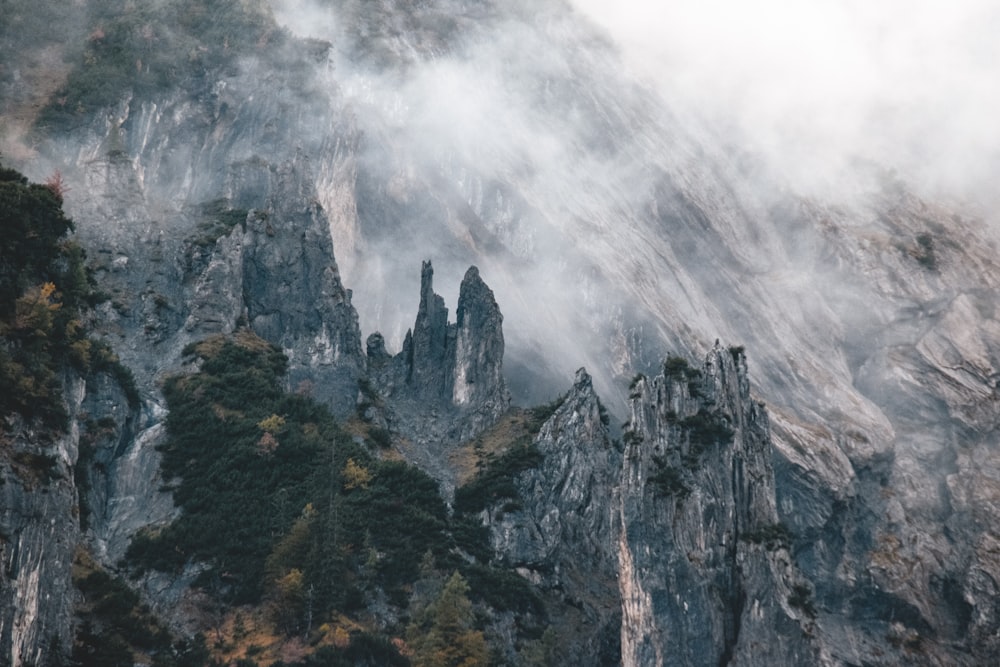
[406,572,488,667]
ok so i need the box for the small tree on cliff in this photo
[406,571,488,667]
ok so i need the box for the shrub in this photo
[36,0,275,133]
[663,355,704,397]
[647,456,690,500]
[597,397,610,426]
[788,583,817,618]
[453,443,544,515]
[680,409,734,462]
[0,163,123,429]
[622,430,644,446]
[629,374,645,399]
[742,523,793,551]
[71,562,199,665]
[126,337,328,602]
[913,233,937,270]
[367,427,392,449]
[663,355,693,379]
[526,394,566,433]
[189,200,248,247]
[462,563,543,615]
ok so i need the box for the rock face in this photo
[1,32,369,662]
[30,34,368,420]
[236,161,365,412]
[488,368,622,665]
[482,348,823,666]
[0,409,81,666]
[618,346,820,666]
[0,370,134,666]
[2,0,1000,663]
[367,261,510,487]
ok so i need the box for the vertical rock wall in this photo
[367,261,510,488]
[618,345,821,666]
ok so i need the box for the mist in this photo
[5,0,996,614]
[9,0,993,431]
[570,0,1000,208]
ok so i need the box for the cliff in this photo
[477,348,821,666]
[367,261,510,489]
[487,368,622,664]
[1,0,999,663]
[618,346,820,666]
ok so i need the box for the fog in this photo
[571,0,1000,207]
[0,0,983,414]
[8,0,991,425]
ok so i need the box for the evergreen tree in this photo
[406,572,488,667]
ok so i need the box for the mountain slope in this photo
[1,0,998,664]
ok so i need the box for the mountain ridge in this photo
[1,0,999,664]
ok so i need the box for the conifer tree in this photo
[406,571,488,667]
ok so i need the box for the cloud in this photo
[260,0,1000,422]
[569,0,1000,205]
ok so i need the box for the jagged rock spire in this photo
[454,266,506,409]
[618,347,820,666]
[405,260,452,392]
[365,262,511,479]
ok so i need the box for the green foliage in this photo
[72,563,214,667]
[913,233,938,270]
[526,394,566,433]
[406,572,489,667]
[596,396,610,427]
[0,162,132,431]
[728,345,745,362]
[11,451,61,481]
[663,355,696,380]
[0,165,73,312]
[339,459,449,594]
[124,332,549,654]
[126,336,331,602]
[188,200,249,248]
[663,354,705,397]
[628,374,645,399]
[89,340,140,407]
[647,456,690,500]
[462,563,543,615]
[367,427,392,449]
[453,442,544,516]
[127,333,453,619]
[679,409,734,463]
[36,0,276,133]
[646,407,735,501]
[787,583,817,619]
[742,522,794,551]
[448,515,492,563]
[622,429,644,447]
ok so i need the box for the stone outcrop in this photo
[481,347,821,666]
[488,368,622,665]
[238,161,366,415]
[0,369,136,666]
[3,0,1000,662]
[366,261,510,488]
[618,345,821,666]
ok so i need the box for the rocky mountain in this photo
[1,0,999,665]
[365,260,509,490]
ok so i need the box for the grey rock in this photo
[617,345,822,666]
[489,367,621,666]
[368,261,510,490]
[0,371,132,666]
